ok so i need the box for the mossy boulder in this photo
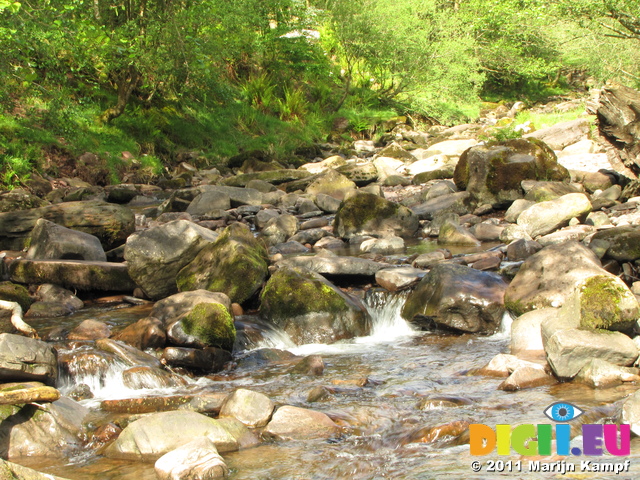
[0,281,33,312]
[590,226,640,261]
[259,266,371,345]
[453,138,570,208]
[305,169,356,201]
[401,263,507,334]
[168,302,236,352]
[177,223,268,305]
[0,191,48,213]
[333,192,419,239]
[575,275,639,332]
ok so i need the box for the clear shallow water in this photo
[14,291,640,480]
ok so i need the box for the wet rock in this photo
[35,284,83,312]
[68,319,112,340]
[590,226,640,261]
[235,348,297,369]
[510,308,555,354]
[517,193,592,238]
[161,346,231,372]
[122,366,189,389]
[622,389,640,436]
[25,218,106,261]
[96,338,163,369]
[263,405,340,441]
[165,299,235,352]
[504,241,607,315]
[411,191,473,220]
[124,220,218,300]
[0,397,88,458]
[105,410,238,460]
[0,333,58,385]
[258,214,299,247]
[155,437,229,480]
[498,364,555,391]
[219,388,275,428]
[0,381,60,405]
[260,266,370,345]
[24,301,74,318]
[177,223,268,305]
[575,358,640,389]
[334,193,419,239]
[402,264,507,334]
[113,316,166,350]
[478,354,540,377]
[375,266,425,292]
[288,355,325,375]
[0,458,71,479]
[453,138,570,207]
[306,386,333,403]
[405,420,470,445]
[417,395,473,410]
[277,254,390,277]
[0,200,135,251]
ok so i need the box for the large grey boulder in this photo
[152,290,233,326]
[524,118,591,150]
[0,333,58,385]
[410,192,473,220]
[25,218,106,261]
[453,138,570,207]
[334,193,419,239]
[305,169,356,201]
[124,220,218,300]
[401,263,507,334]
[516,193,592,238]
[590,226,640,262]
[258,214,299,247]
[105,410,238,460]
[186,190,231,216]
[259,266,371,345]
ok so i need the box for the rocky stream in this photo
[3,86,640,480]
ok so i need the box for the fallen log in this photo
[0,385,61,405]
[0,300,38,338]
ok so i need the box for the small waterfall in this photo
[361,288,416,343]
[489,310,514,340]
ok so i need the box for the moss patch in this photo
[579,276,636,331]
[181,303,236,351]
[0,282,33,311]
[259,267,350,322]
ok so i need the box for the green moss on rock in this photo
[0,282,33,311]
[579,276,637,332]
[181,303,236,351]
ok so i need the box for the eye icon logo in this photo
[544,402,584,422]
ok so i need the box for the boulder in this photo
[336,162,378,186]
[0,397,88,459]
[152,290,233,325]
[121,366,188,390]
[96,338,163,369]
[263,406,339,441]
[411,192,473,220]
[25,219,106,261]
[590,226,640,261]
[375,266,425,292]
[155,437,229,480]
[498,364,556,391]
[186,190,231,216]
[305,169,356,201]
[299,155,347,174]
[510,308,555,355]
[223,170,311,187]
[0,282,33,312]
[67,319,112,341]
[124,220,218,300]
[277,254,390,277]
[438,220,481,246]
[334,193,419,239]
[113,317,167,350]
[176,223,268,305]
[259,266,371,345]
[0,333,58,385]
[0,200,135,251]
[161,346,231,372]
[504,241,607,315]
[522,180,582,202]
[401,263,507,334]
[359,235,405,254]
[167,302,236,352]
[575,358,640,389]
[623,389,640,436]
[203,186,262,207]
[453,138,570,207]
[219,389,275,428]
[105,410,238,460]
[35,284,83,312]
[516,193,592,238]
[258,214,299,247]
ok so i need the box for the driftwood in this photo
[596,83,640,179]
[0,300,39,338]
[0,385,60,405]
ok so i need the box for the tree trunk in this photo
[596,83,640,179]
[0,385,60,405]
[0,300,38,338]
[100,66,141,123]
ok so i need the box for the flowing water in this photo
[16,291,640,480]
